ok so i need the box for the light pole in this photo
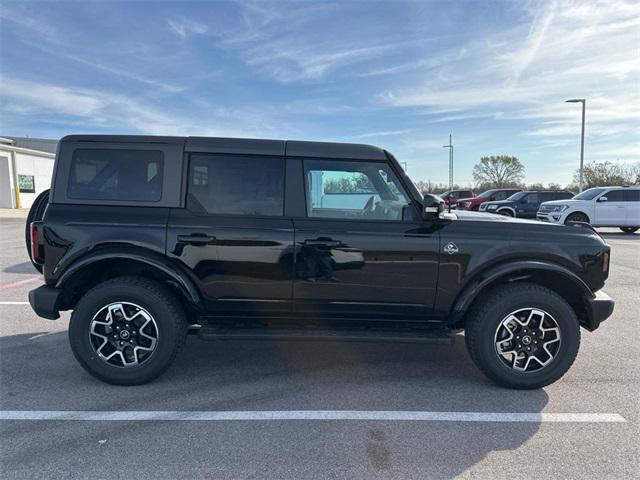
[442,134,453,212]
[565,99,586,191]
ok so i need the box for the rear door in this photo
[167,154,294,313]
[292,158,440,319]
[624,189,640,226]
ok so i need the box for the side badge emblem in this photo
[444,242,459,255]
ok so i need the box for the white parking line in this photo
[0,301,29,305]
[0,410,627,423]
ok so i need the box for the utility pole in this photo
[565,99,586,192]
[442,134,453,212]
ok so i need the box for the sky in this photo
[1,0,638,186]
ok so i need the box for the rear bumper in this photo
[583,290,614,331]
[28,285,62,320]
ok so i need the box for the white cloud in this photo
[168,19,208,38]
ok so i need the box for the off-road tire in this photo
[69,277,187,385]
[465,282,580,389]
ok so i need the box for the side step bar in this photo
[195,327,454,345]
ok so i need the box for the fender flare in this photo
[449,259,593,325]
[56,249,202,308]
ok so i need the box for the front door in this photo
[595,190,626,226]
[293,159,440,319]
[167,153,294,313]
[516,192,539,218]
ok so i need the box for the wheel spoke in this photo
[89,302,158,368]
[494,307,562,373]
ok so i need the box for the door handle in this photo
[177,234,217,245]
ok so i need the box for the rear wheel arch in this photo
[450,261,592,329]
[56,253,203,319]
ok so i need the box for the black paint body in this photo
[30,135,612,332]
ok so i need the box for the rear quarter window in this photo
[67,149,164,202]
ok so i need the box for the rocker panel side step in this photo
[196,326,454,345]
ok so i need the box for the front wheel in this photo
[68,277,187,385]
[465,283,580,389]
[565,212,589,224]
[620,227,638,234]
[497,209,514,217]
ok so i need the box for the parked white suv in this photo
[537,186,640,233]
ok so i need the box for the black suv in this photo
[27,135,614,388]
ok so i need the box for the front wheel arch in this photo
[449,262,592,329]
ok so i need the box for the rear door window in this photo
[68,149,164,201]
[187,155,285,216]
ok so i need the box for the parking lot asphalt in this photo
[1,215,638,479]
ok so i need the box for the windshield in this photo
[507,191,527,201]
[477,189,495,198]
[573,187,606,200]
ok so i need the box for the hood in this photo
[540,198,583,206]
[453,209,544,225]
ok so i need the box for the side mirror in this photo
[598,196,608,202]
[422,194,444,220]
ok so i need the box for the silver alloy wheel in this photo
[494,308,561,372]
[89,302,159,367]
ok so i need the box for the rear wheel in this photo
[465,283,580,389]
[620,227,638,234]
[565,212,589,224]
[68,277,187,385]
[25,189,50,273]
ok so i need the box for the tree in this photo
[574,161,640,189]
[472,156,525,188]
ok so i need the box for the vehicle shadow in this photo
[599,232,639,240]
[1,331,548,478]
[2,261,39,274]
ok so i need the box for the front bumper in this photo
[28,284,62,320]
[536,212,563,224]
[583,290,614,331]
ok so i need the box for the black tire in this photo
[565,212,589,224]
[620,227,638,234]
[25,189,50,273]
[465,282,580,389]
[68,277,187,385]
[497,209,514,217]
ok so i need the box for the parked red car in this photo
[456,188,522,211]
[439,190,474,207]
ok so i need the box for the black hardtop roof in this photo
[60,134,388,160]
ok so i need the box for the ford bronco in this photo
[27,135,614,388]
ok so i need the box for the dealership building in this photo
[0,137,58,209]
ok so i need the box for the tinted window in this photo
[624,190,640,201]
[540,192,557,201]
[556,191,573,199]
[493,191,510,201]
[521,193,538,204]
[604,190,624,201]
[305,160,409,221]
[68,149,163,201]
[187,155,284,216]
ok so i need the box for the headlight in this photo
[550,205,569,212]
[487,204,498,210]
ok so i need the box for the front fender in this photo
[448,259,593,325]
